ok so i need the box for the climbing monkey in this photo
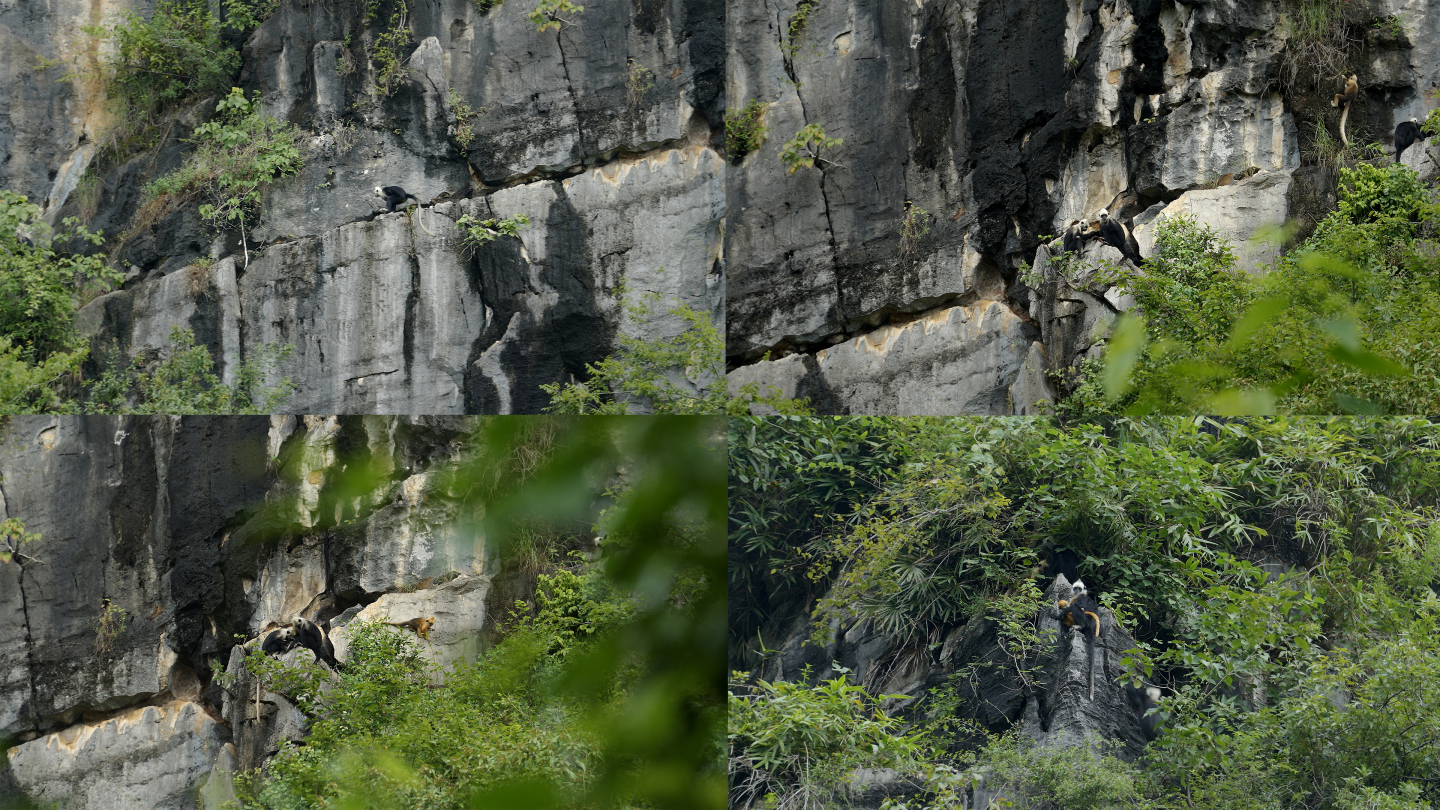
[1057,580,1101,700]
[1332,75,1358,145]
[385,617,436,640]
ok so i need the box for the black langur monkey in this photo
[1062,220,1086,255]
[1395,118,1424,163]
[1086,211,1145,266]
[375,186,434,234]
[376,185,418,212]
[260,625,296,655]
[291,616,340,669]
[1057,580,1101,700]
[1124,683,1165,741]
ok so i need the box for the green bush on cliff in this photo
[85,0,239,119]
[1085,161,1440,414]
[139,87,304,264]
[86,325,296,414]
[541,289,726,414]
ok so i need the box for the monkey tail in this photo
[415,206,434,236]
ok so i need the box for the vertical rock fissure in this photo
[403,244,421,384]
[555,31,590,163]
[18,563,37,731]
[783,18,845,322]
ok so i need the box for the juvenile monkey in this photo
[1056,580,1101,700]
[1332,75,1359,145]
[385,617,436,640]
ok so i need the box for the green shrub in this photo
[86,326,296,414]
[0,191,119,363]
[530,0,584,32]
[726,100,769,161]
[780,124,842,174]
[85,0,239,118]
[140,87,304,262]
[728,666,925,810]
[455,212,528,249]
[540,289,723,414]
[369,0,414,96]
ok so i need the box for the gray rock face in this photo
[7,700,226,810]
[5,0,724,414]
[329,573,492,682]
[727,301,1045,414]
[1132,169,1294,276]
[0,416,511,807]
[725,0,1439,412]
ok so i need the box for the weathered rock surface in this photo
[1132,169,1294,276]
[0,417,497,808]
[4,0,724,414]
[6,700,226,810]
[725,0,1440,412]
[727,301,1046,414]
[330,573,491,682]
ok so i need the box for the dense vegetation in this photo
[729,416,1440,810]
[230,417,726,809]
[0,191,293,412]
[1073,147,1440,415]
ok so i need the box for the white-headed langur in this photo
[1062,220,1086,255]
[291,616,340,670]
[1124,683,1165,741]
[373,185,433,234]
[1057,579,1101,700]
[1086,211,1145,267]
[260,625,296,656]
[1395,118,1424,163]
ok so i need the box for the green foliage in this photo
[1423,108,1440,139]
[370,1,414,96]
[728,417,920,645]
[85,0,239,119]
[781,124,842,174]
[964,732,1144,810]
[141,88,303,259]
[732,417,1440,810]
[1335,162,1428,240]
[725,100,769,161]
[86,326,296,414]
[222,0,280,31]
[530,0,585,32]
[899,202,932,256]
[1085,162,1440,414]
[783,0,821,59]
[455,212,529,249]
[540,290,723,414]
[626,58,654,106]
[0,518,42,566]
[447,91,483,152]
[93,598,128,655]
[0,190,119,362]
[229,418,725,809]
[728,666,925,810]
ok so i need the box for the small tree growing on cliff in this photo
[780,124,843,174]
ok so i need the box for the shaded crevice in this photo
[18,563,38,735]
[402,235,421,383]
[727,288,980,371]
[554,29,591,166]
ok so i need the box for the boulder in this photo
[7,700,226,810]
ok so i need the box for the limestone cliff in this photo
[0,0,725,413]
[0,416,507,808]
[725,0,1440,413]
